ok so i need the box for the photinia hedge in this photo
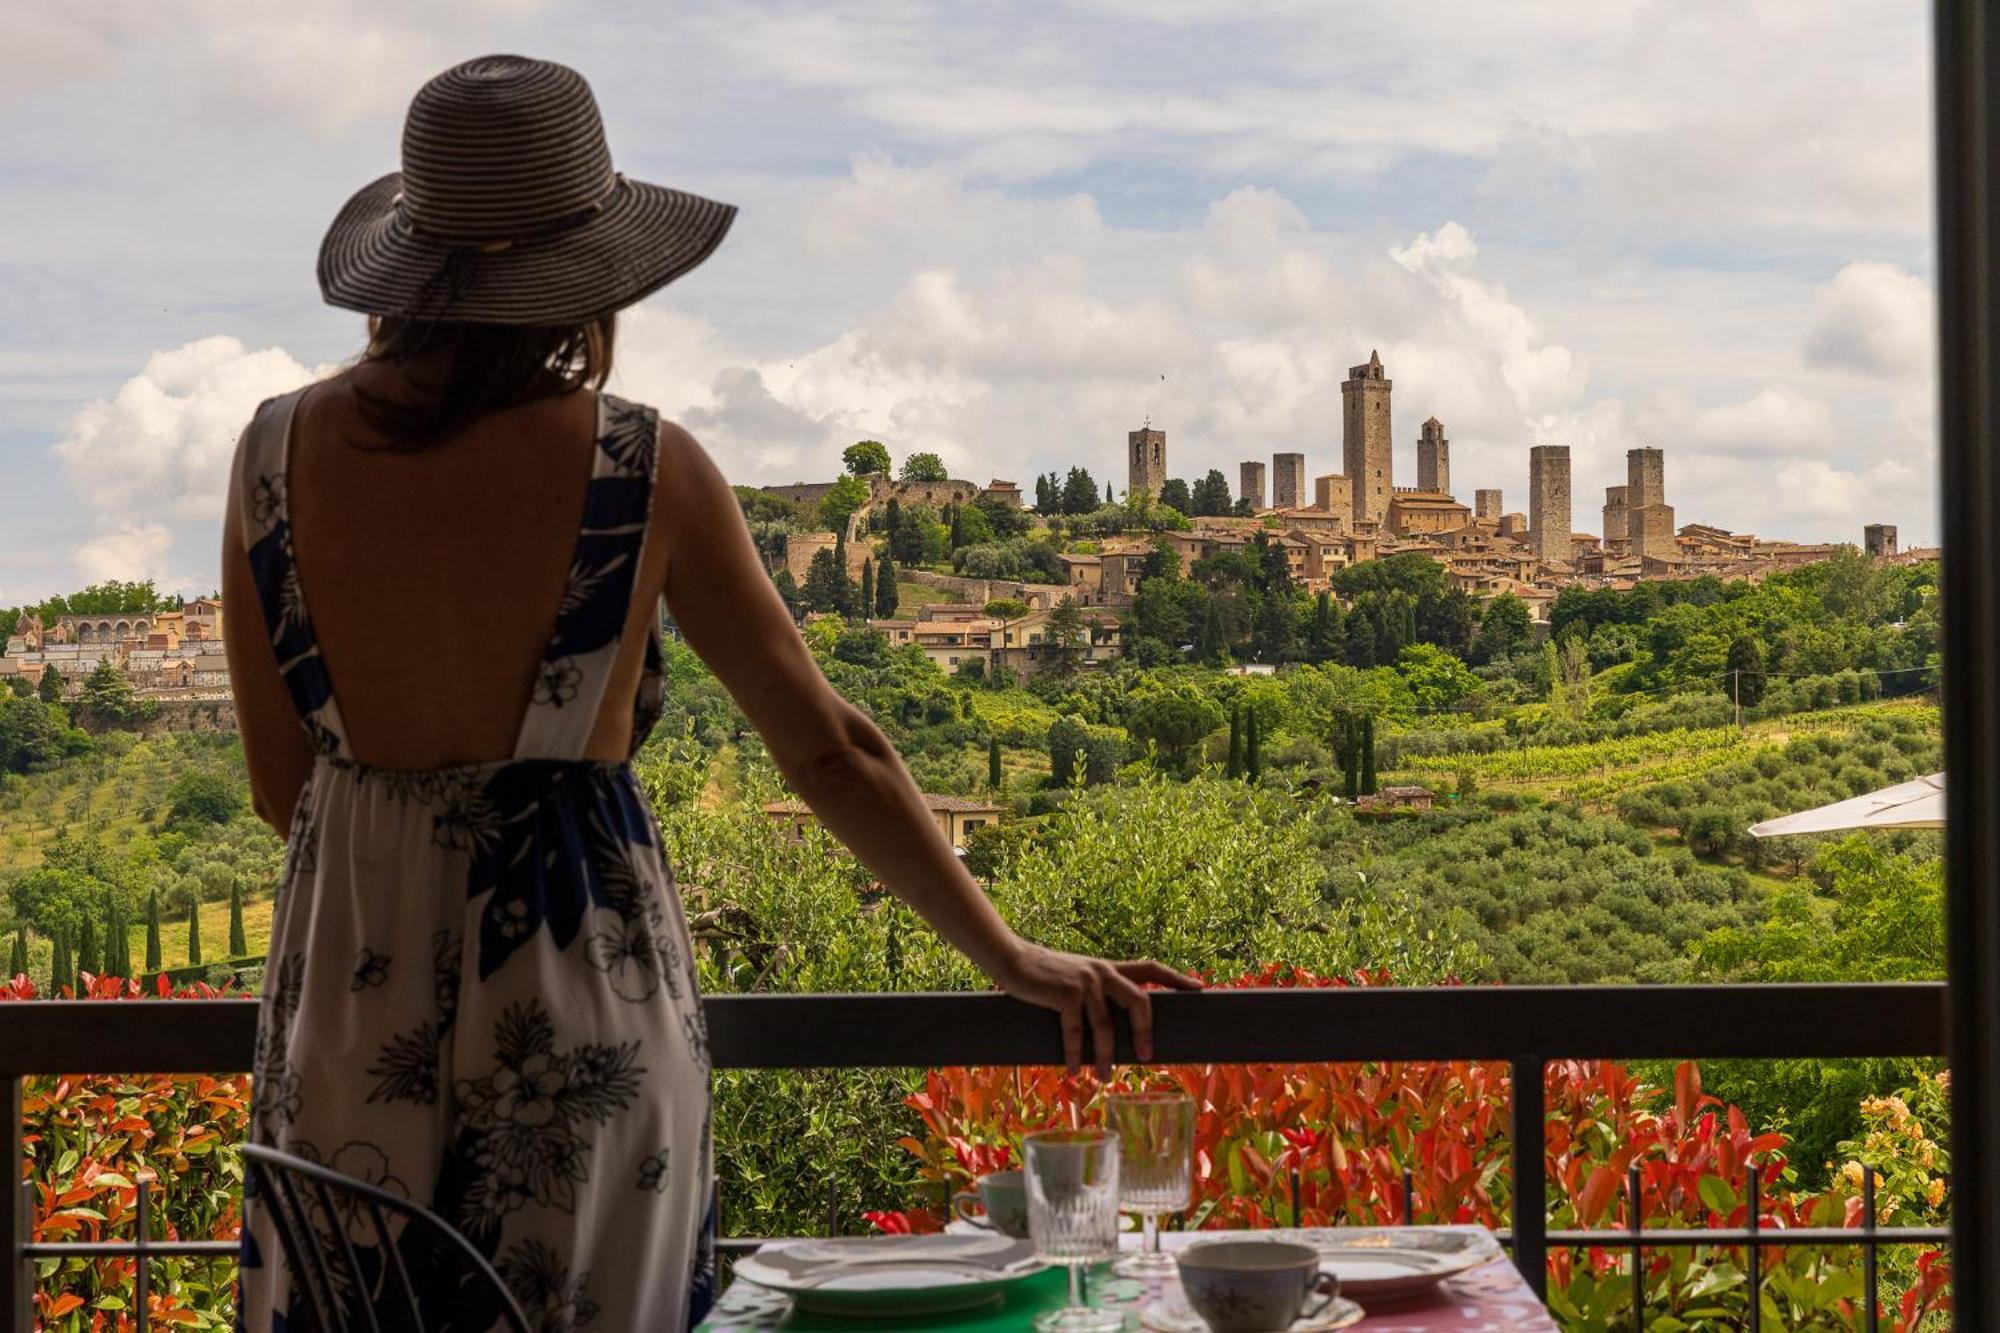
[872,965,1952,1332]
[5,971,253,1332]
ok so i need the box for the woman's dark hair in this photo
[353,315,616,450]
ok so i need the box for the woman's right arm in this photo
[654,422,1197,1073]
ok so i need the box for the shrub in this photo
[5,973,251,1329]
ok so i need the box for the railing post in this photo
[1510,1056,1546,1299]
[5,1075,24,1333]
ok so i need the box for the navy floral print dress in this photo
[233,388,715,1331]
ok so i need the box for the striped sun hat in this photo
[318,55,735,325]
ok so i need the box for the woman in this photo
[225,54,1195,1331]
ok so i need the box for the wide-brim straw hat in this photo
[318,54,735,325]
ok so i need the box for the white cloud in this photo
[1691,388,1836,456]
[71,524,174,585]
[1805,261,1936,377]
[1391,222,1585,418]
[49,336,327,589]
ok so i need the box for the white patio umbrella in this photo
[1748,772,1945,838]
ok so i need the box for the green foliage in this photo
[37,666,64,703]
[9,926,25,978]
[1124,689,1224,774]
[146,889,161,971]
[1695,836,1942,983]
[1046,715,1122,788]
[899,451,949,483]
[0,695,90,771]
[1060,467,1100,515]
[1398,642,1480,713]
[1471,593,1533,665]
[228,879,247,957]
[843,440,892,476]
[75,659,151,731]
[801,546,852,614]
[1361,805,1764,984]
[164,768,241,831]
[186,894,201,967]
[874,551,900,617]
[1190,469,1233,516]
[1159,478,1192,514]
[76,910,98,976]
[815,473,871,532]
[995,777,1481,980]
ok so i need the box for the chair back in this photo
[240,1142,533,1332]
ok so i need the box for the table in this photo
[698,1227,1557,1332]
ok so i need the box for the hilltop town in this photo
[752,350,1927,680]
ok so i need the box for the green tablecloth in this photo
[699,1266,1082,1331]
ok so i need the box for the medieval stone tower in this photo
[1603,485,1630,548]
[1341,350,1393,526]
[1626,448,1675,560]
[1240,460,1267,511]
[1627,447,1666,509]
[1865,523,1900,558]
[1475,489,1503,521]
[1128,425,1167,501]
[1272,453,1307,509]
[1417,417,1449,494]
[1529,445,1572,565]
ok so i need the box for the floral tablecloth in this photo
[698,1226,1556,1331]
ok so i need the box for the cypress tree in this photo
[9,927,26,980]
[1360,716,1378,796]
[1246,709,1262,781]
[187,896,203,968]
[1105,480,1114,504]
[229,879,247,957]
[1225,708,1243,779]
[52,928,72,995]
[875,552,899,618]
[77,912,99,978]
[988,737,1003,790]
[145,889,162,972]
[104,904,122,978]
[1342,716,1361,801]
[949,505,963,549]
[859,559,875,620]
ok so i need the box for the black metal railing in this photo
[4,984,1948,1331]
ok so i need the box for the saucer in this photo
[1138,1294,1365,1332]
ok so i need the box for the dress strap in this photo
[513,393,662,759]
[236,387,353,759]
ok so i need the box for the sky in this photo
[0,0,1940,605]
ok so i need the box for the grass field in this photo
[893,580,958,609]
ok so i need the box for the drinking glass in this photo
[1105,1091,1195,1278]
[1024,1128,1124,1333]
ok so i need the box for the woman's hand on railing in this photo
[987,941,1202,1076]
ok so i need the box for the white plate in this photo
[1139,1294,1365,1332]
[1292,1228,1498,1304]
[732,1234,1047,1317]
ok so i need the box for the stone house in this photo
[762,794,1006,851]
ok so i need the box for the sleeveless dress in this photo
[232,388,716,1331]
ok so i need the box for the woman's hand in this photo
[989,940,1203,1076]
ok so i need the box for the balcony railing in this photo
[3,983,1947,1332]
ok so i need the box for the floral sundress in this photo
[232,387,715,1331]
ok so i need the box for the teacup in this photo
[1176,1240,1340,1333]
[950,1169,1029,1239]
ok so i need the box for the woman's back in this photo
[280,369,663,768]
